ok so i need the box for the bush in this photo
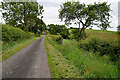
[60,29,70,39]
[48,24,70,39]
[47,34,63,45]
[56,34,63,44]
[71,28,87,40]
[2,24,35,41]
[47,35,119,78]
[79,38,120,62]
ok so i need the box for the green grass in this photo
[2,37,39,61]
[62,40,118,78]
[46,34,119,78]
[69,29,118,43]
[45,35,82,78]
[85,29,118,42]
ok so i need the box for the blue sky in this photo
[0,0,119,31]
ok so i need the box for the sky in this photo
[38,0,119,31]
[0,0,119,31]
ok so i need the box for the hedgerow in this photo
[79,38,120,63]
[2,24,35,41]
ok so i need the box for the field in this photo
[45,29,119,78]
[69,29,118,42]
[84,29,118,42]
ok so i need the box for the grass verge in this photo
[45,36,82,78]
[2,37,39,61]
[47,34,118,78]
[61,40,118,78]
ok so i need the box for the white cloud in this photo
[0,0,119,31]
[40,0,119,31]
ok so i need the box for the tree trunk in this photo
[78,22,80,31]
[79,26,86,40]
[82,28,85,40]
[35,21,38,34]
[30,26,32,32]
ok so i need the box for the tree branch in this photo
[84,17,91,28]
[74,12,84,27]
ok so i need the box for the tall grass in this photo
[45,37,81,78]
[85,29,118,43]
[61,40,118,78]
[2,37,38,60]
[47,34,119,78]
[2,24,38,60]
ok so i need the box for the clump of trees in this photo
[1,1,46,34]
[59,1,111,40]
[47,24,70,39]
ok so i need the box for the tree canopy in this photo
[1,1,45,32]
[48,24,70,39]
[59,1,111,40]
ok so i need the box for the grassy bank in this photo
[1,24,39,61]
[45,36,82,78]
[46,34,118,78]
[2,37,39,60]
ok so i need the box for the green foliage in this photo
[2,37,38,60]
[56,34,63,44]
[48,24,70,39]
[48,24,57,35]
[46,34,119,78]
[79,38,120,62]
[2,24,35,41]
[47,34,63,45]
[59,1,111,40]
[0,23,2,41]
[1,2,45,32]
[71,28,87,40]
[31,18,46,34]
[76,29,119,64]
[45,36,81,78]
[117,25,120,34]
[44,30,49,35]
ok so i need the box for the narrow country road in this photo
[2,35,51,78]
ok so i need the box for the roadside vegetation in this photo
[1,1,46,60]
[1,1,45,33]
[2,37,38,60]
[46,30,119,78]
[44,1,119,78]
[2,24,39,60]
[45,36,81,78]
[59,1,111,40]
[1,0,119,78]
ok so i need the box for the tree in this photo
[48,24,57,34]
[117,25,120,34]
[32,18,46,34]
[48,24,70,39]
[1,1,44,31]
[59,1,111,40]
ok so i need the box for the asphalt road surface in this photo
[2,35,51,78]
